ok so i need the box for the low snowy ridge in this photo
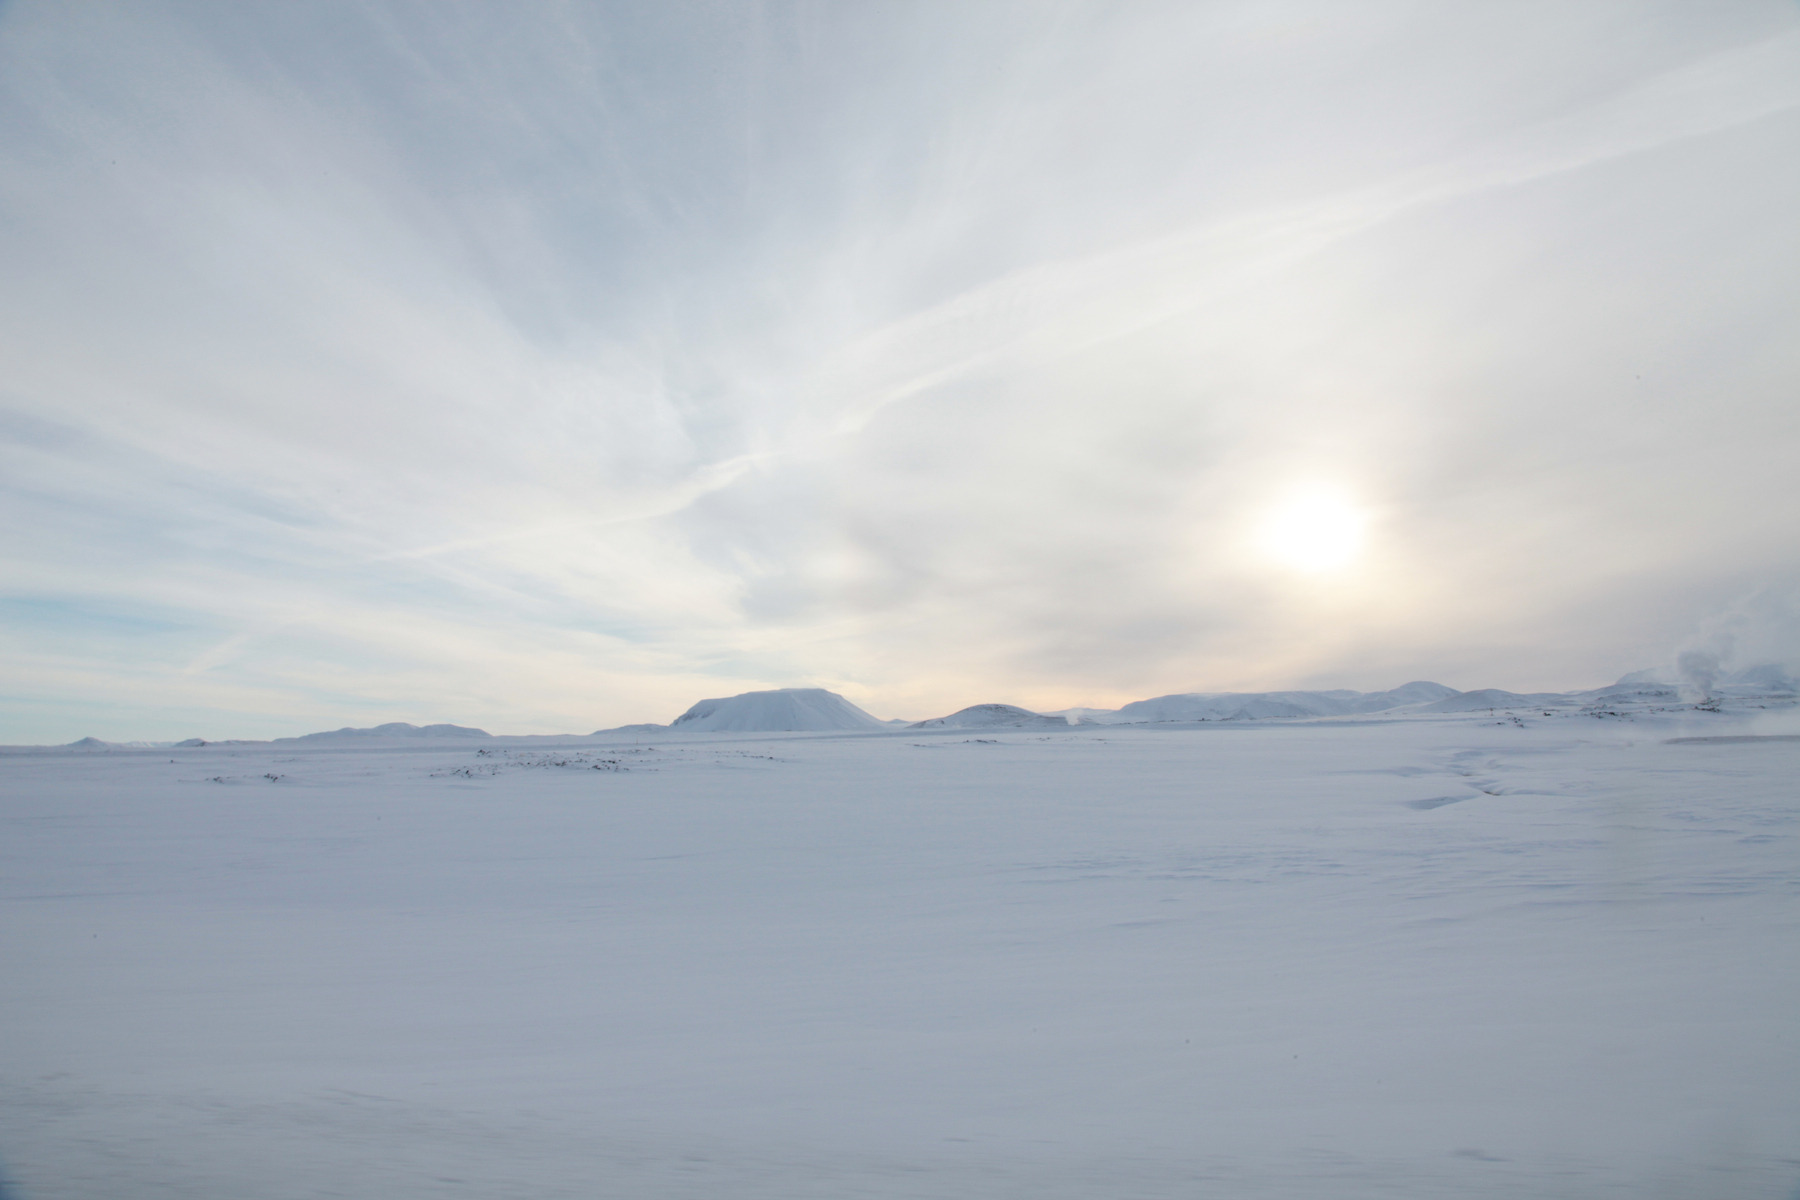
[278,722,493,743]
[1415,688,1571,713]
[909,704,1079,729]
[62,736,187,750]
[1107,682,1460,722]
[1087,668,1799,723]
[73,723,500,751]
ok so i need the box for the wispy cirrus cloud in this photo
[2,1,1796,740]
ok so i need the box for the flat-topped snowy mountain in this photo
[669,687,886,732]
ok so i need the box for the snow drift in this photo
[669,688,885,732]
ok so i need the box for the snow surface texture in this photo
[3,693,1798,1199]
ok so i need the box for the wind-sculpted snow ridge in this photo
[668,687,886,732]
[908,703,1079,729]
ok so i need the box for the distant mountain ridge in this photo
[903,667,1798,729]
[278,722,492,743]
[33,663,1797,747]
[1108,681,1461,722]
[909,704,1077,730]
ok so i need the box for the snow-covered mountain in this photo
[1104,681,1461,723]
[1079,667,1796,723]
[1414,688,1575,713]
[909,704,1076,730]
[669,688,886,732]
[1613,663,1798,696]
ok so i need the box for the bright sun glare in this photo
[1257,489,1366,573]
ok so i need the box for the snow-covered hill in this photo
[909,703,1075,729]
[669,687,886,732]
[1104,681,1460,722]
[1415,688,1574,713]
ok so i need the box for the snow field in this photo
[1,719,1797,1198]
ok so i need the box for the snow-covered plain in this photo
[3,703,1798,1198]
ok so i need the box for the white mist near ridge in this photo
[1666,588,1800,701]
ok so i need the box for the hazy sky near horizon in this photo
[3,0,1798,740]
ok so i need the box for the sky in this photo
[2,0,1798,741]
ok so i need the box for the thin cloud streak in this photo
[815,25,1800,440]
[1,1,1796,740]
[374,449,777,563]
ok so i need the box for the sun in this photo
[1256,488,1366,572]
